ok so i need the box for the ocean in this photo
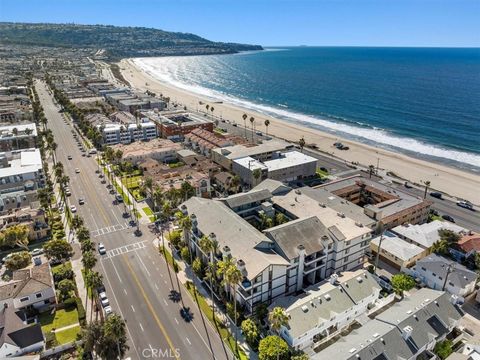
[133,47,480,172]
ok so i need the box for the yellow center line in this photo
[123,254,181,360]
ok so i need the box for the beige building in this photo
[0,207,49,241]
[112,138,182,165]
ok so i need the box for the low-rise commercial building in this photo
[391,220,468,250]
[144,110,213,139]
[274,270,381,350]
[320,175,432,229]
[211,139,291,170]
[314,288,463,360]
[407,254,477,300]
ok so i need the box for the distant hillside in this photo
[0,22,263,59]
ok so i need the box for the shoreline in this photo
[118,58,480,204]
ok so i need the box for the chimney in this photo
[329,273,339,285]
[222,245,231,258]
[402,325,413,340]
[237,259,246,273]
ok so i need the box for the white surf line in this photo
[99,259,142,360]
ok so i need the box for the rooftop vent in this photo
[355,222,364,228]
[324,294,331,301]
[356,277,363,283]
[301,305,308,313]
[295,190,301,195]
[373,333,379,338]
[337,212,345,218]
[319,203,326,208]
[349,348,356,354]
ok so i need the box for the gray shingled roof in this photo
[0,307,44,348]
[0,263,54,301]
[415,254,477,288]
[265,216,327,260]
[221,189,272,209]
[252,179,292,196]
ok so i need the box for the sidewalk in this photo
[154,237,257,360]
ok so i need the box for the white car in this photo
[70,205,77,213]
[104,306,113,316]
[30,248,44,256]
[67,155,72,160]
[99,292,109,307]
[75,168,80,174]
[98,243,106,255]
[457,201,473,210]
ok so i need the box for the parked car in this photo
[457,201,473,210]
[89,148,97,155]
[404,182,413,188]
[67,155,72,160]
[442,214,455,222]
[65,188,71,196]
[75,168,80,174]
[99,292,109,307]
[30,248,44,256]
[115,194,123,203]
[98,243,106,255]
[379,275,391,284]
[70,205,77,213]
[430,192,443,199]
[104,306,112,316]
[78,198,85,205]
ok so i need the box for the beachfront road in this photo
[36,80,230,360]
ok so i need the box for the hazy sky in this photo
[1,0,479,47]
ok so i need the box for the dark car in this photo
[115,194,123,203]
[379,275,391,284]
[442,214,455,223]
[180,307,193,322]
[430,192,443,199]
[404,182,413,188]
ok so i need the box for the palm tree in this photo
[299,137,306,153]
[86,271,103,322]
[77,227,90,242]
[264,119,270,136]
[103,314,128,359]
[71,215,84,231]
[230,175,240,194]
[152,186,163,214]
[424,180,431,199]
[242,113,248,138]
[80,239,95,253]
[268,306,289,333]
[249,117,255,142]
[206,104,210,113]
[179,214,193,262]
[225,263,243,354]
[368,164,375,179]
[199,235,217,314]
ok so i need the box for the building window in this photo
[344,256,349,263]
[20,296,29,302]
[35,293,42,298]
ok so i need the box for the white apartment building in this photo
[99,120,157,145]
[0,149,44,193]
[274,270,381,350]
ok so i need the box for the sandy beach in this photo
[118,58,480,204]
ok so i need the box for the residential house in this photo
[406,254,477,300]
[0,263,56,311]
[0,305,44,358]
[0,207,49,241]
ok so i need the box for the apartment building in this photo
[99,120,157,145]
[320,175,432,229]
[144,110,213,139]
[274,270,381,350]
[112,138,182,165]
[314,289,463,360]
[0,123,37,151]
[0,149,44,193]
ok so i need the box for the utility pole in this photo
[442,263,455,291]
[374,230,384,275]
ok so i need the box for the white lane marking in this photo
[174,318,179,325]
[131,305,135,313]
[123,289,127,295]
[134,251,151,277]
[154,283,159,290]
[164,280,167,285]
[139,323,144,332]
[109,258,123,284]
[160,273,163,278]
[163,299,168,306]
[99,258,142,360]
[186,337,192,345]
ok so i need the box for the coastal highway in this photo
[36,80,230,360]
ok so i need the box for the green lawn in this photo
[143,206,153,216]
[55,325,81,345]
[39,308,79,333]
[168,161,185,169]
[122,175,143,189]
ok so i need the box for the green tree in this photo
[5,251,32,271]
[0,224,30,250]
[249,116,255,142]
[242,113,248,138]
[299,136,306,153]
[82,250,97,270]
[57,279,76,301]
[44,239,74,263]
[258,335,289,360]
[291,352,309,360]
[77,227,90,242]
[275,213,288,226]
[101,314,129,359]
[431,239,449,255]
[423,180,431,199]
[192,258,204,278]
[80,239,95,253]
[368,164,375,178]
[268,307,289,333]
[181,246,191,264]
[252,168,262,185]
[434,339,453,360]
[86,271,103,322]
[241,318,259,348]
[71,215,84,231]
[225,262,243,352]
[438,229,461,244]
[391,273,416,297]
[167,230,182,248]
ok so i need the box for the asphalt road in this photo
[36,80,230,360]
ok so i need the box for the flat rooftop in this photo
[371,231,424,262]
[264,151,316,171]
[213,139,291,160]
[233,156,267,171]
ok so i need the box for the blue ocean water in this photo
[133,47,480,171]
